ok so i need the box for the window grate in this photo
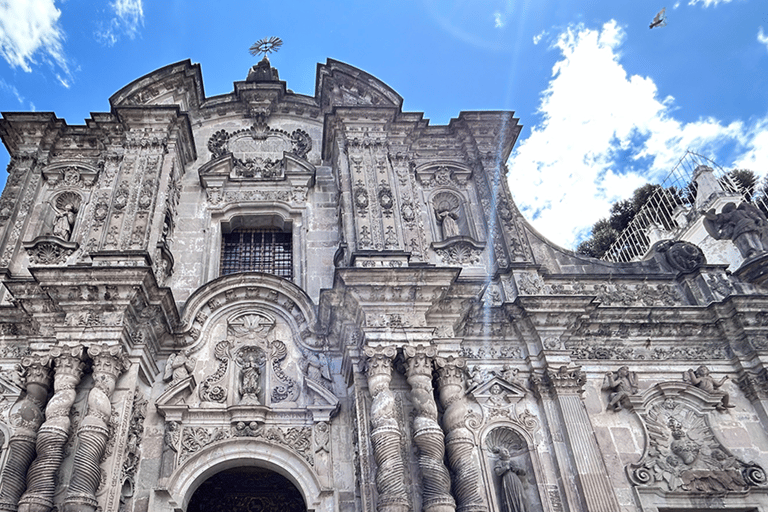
[220,229,292,279]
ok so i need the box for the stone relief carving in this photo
[24,239,75,266]
[199,340,231,403]
[737,368,768,402]
[603,366,639,412]
[629,394,766,492]
[163,350,195,385]
[235,346,266,404]
[654,240,706,273]
[435,241,484,266]
[270,340,298,403]
[703,202,768,259]
[683,365,733,411]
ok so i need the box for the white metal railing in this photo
[601,151,757,263]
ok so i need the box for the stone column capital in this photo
[19,355,52,390]
[532,365,586,398]
[404,344,436,377]
[738,368,768,402]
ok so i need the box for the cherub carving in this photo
[603,366,638,411]
[469,365,488,390]
[702,202,768,259]
[163,350,195,385]
[683,365,734,411]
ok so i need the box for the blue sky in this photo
[1,0,766,248]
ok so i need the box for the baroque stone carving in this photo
[236,346,266,404]
[737,368,768,402]
[199,341,231,403]
[24,238,76,265]
[163,350,195,385]
[655,240,706,273]
[0,356,52,512]
[403,346,455,512]
[531,366,586,399]
[270,340,298,403]
[435,355,487,512]
[703,202,768,259]
[18,345,86,512]
[63,344,129,512]
[683,365,733,411]
[603,366,638,411]
[629,394,766,492]
[364,346,409,512]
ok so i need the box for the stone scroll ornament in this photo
[199,341,231,403]
[363,346,409,512]
[18,346,86,512]
[63,344,129,512]
[0,356,52,512]
[435,356,487,512]
[629,391,766,493]
[270,340,298,403]
[403,346,455,512]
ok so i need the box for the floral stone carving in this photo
[24,236,78,265]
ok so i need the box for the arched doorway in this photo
[187,467,306,512]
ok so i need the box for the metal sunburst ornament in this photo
[249,37,283,57]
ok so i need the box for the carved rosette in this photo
[19,346,86,512]
[435,356,486,512]
[63,344,129,512]
[404,346,455,512]
[0,356,52,512]
[364,346,409,512]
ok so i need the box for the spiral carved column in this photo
[63,344,129,512]
[435,356,486,512]
[0,356,52,512]
[18,345,85,512]
[364,346,409,512]
[404,346,455,512]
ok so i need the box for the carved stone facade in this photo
[0,57,767,512]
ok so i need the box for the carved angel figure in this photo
[163,350,195,384]
[703,202,768,259]
[493,446,528,512]
[684,365,733,411]
[469,365,488,390]
[52,203,76,241]
[603,366,638,411]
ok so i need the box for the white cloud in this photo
[508,21,768,249]
[494,12,505,29]
[0,79,24,104]
[533,31,546,45]
[0,0,69,76]
[96,0,144,46]
[687,0,732,6]
[759,27,768,52]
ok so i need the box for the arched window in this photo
[220,228,292,279]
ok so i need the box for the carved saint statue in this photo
[163,350,195,384]
[684,365,734,411]
[703,202,768,259]
[436,208,460,239]
[603,366,638,411]
[494,447,528,512]
[52,203,76,241]
[238,348,266,404]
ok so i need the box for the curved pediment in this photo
[316,59,403,111]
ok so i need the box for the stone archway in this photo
[187,466,306,512]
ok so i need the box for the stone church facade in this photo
[0,57,766,512]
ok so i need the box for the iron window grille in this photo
[220,228,292,279]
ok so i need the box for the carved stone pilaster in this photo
[364,346,409,512]
[0,356,52,512]
[63,344,129,512]
[435,356,486,512]
[738,368,768,402]
[19,345,86,512]
[404,346,455,512]
[531,365,619,512]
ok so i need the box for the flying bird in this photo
[650,8,667,29]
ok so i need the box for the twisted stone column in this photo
[364,346,409,512]
[0,356,52,512]
[19,346,85,512]
[64,344,129,512]
[435,356,486,512]
[404,346,455,512]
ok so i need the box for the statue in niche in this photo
[163,350,195,385]
[603,366,638,411]
[237,347,266,404]
[433,192,462,240]
[493,446,528,512]
[703,202,768,259]
[52,203,77,240]
[684,365,734,411]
